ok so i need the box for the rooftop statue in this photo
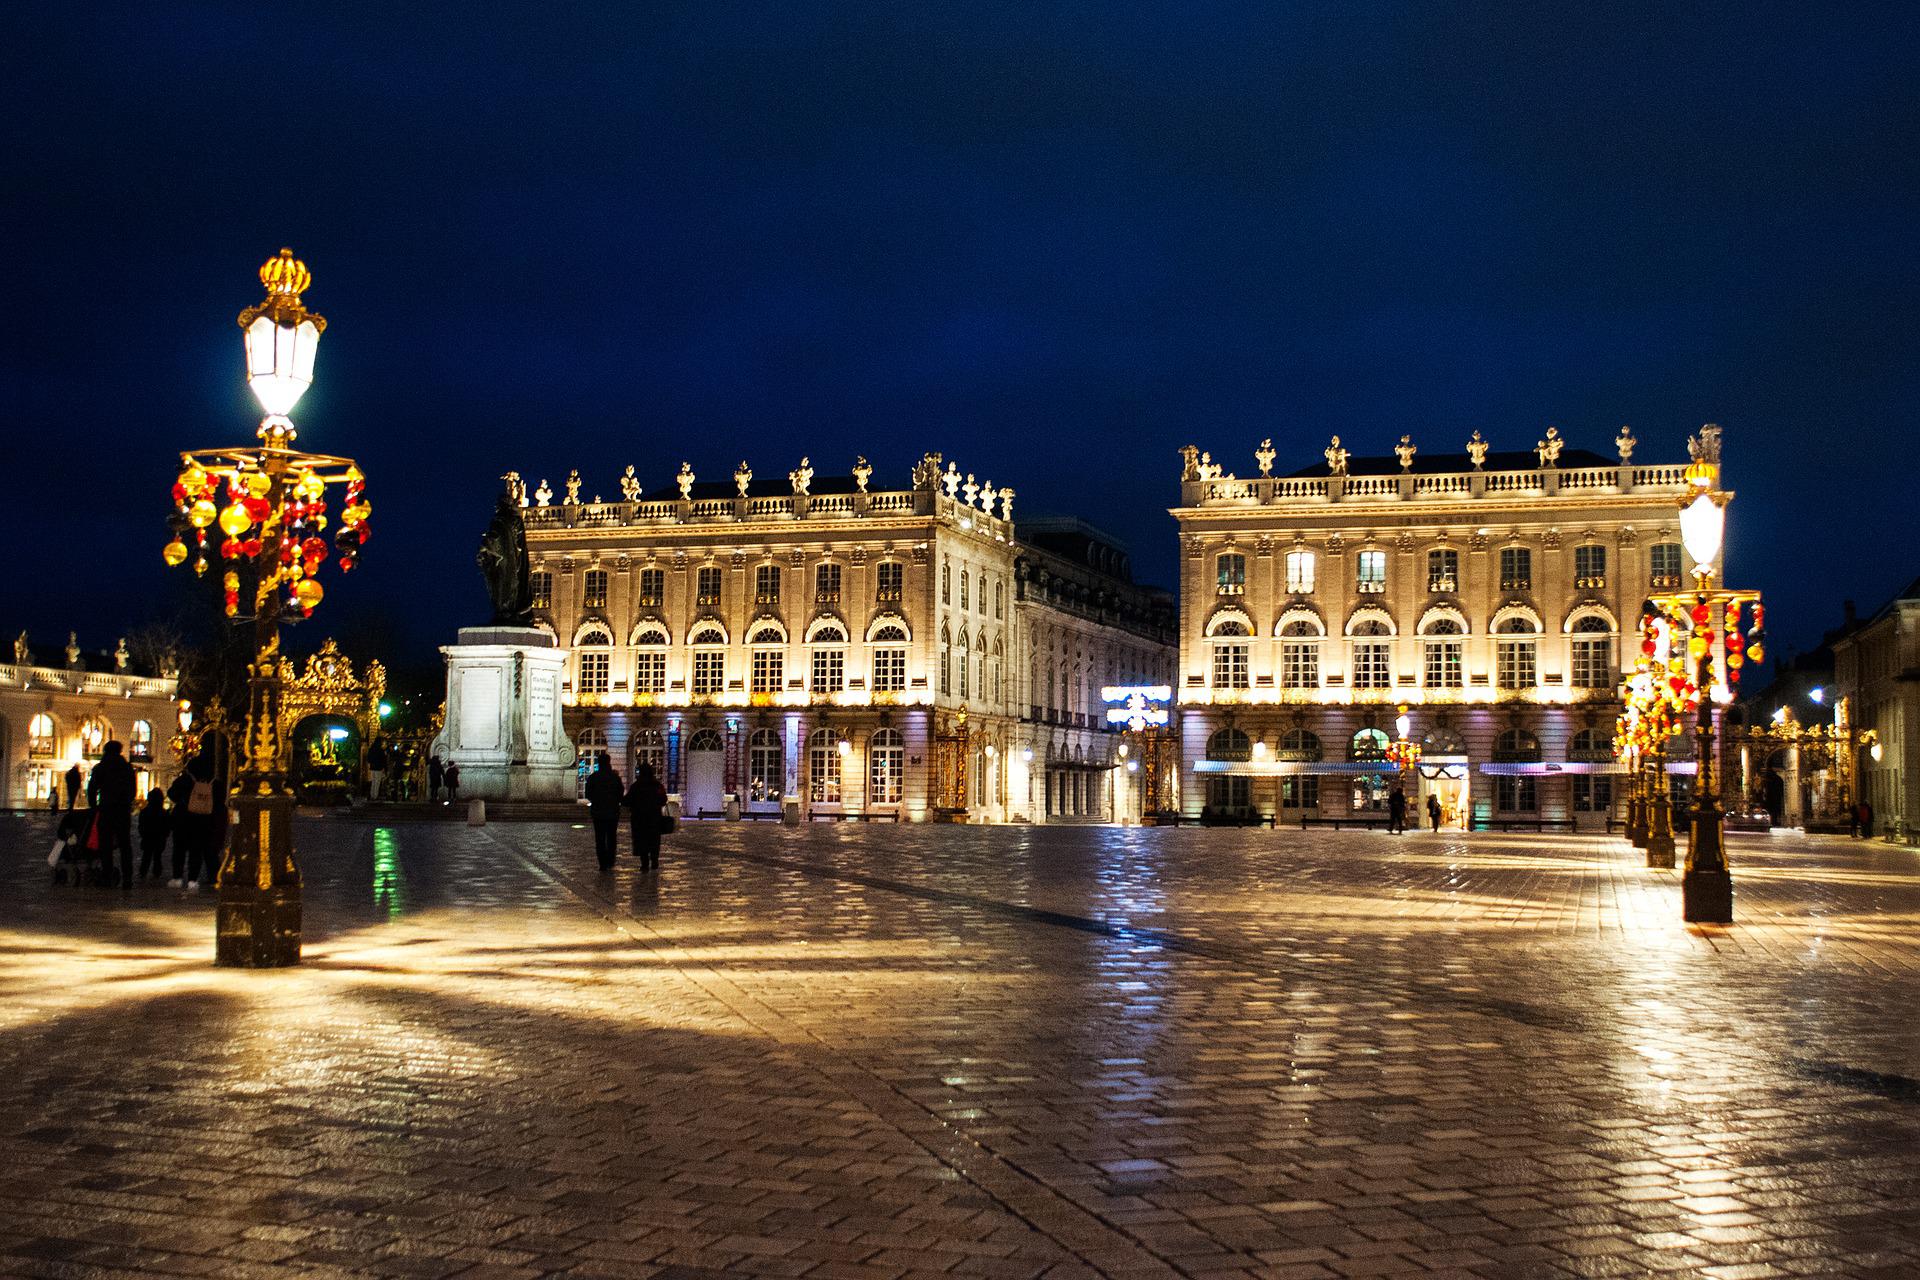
[853,456,873,492]
[1394,435,1417,471]
[12,630,26,666]
[1615,426,1637,463]
[1179,444,1200,481]
[1255,438,1276,476]
[475,480,534,626]
[734,461,753,496]
[677,462,696,500]
[619,465,641,501]
[1466,431,1489,469]
[1536,427,1564,467]
[1324,436,1349,476]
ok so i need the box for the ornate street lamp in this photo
[1619,617,1680,868]
[1647,428,1762,924]
[1386,707,1422,773]
[161,250,371,967]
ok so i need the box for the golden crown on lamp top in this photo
[260,247,310,298]
[1684,458,1718,489]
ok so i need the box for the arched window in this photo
[1496,613,1539,689]
[1207,611,1252,690]
[939,621,952,697]
[28,713,55,758]
[687,727,724,752]
[747,728,782,801]
[574,727,607,798]
[1350,618,1392,690]
[574,625,613,696]
[1495,728,1541,762]
[941,559,950,604]
[1568,727,1611,761]
[992,636,1004,703]
[807,728,842,804]
[809,622,846,694]
[959,569,970,611]
[129,720,154,763]
[1420,616,1463,688]
[1279,618,1320,689]
[630,727,665,779]
[1571,614,1615,688]
[1206,727,1252,761]
[689,624,726,696]
[749,625,785,695]
[633,627,668,694]
[956,628,971,699]
[79,717,110,758]
[869,728,904,804]
[1279,728,1322,760]
[1350,727,1389,762]
[994,578,1004,618]
[870,622,908,694]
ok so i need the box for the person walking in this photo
[444,761,461,807]
[137,787,171,881]
[624,762,666,871]
[86,741,137,889]
[1387,784,1407,834]
[365,738,389,802]
[1426,792,1442,832]
[179,739,228,891]
[63,763,82,811]
[583,751,625,872]
[428,755,445,804]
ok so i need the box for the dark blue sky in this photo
[3,2,1914,667]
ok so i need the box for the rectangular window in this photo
[958,649,969,698]
[751,648,783,694]
[959,571,970,610]
[634,651,666,694]
[1573,776,1614,813]
[994,579,1004,618]
[1212,643,1250,689]
[1352,641,1392,690]
[1423,641,1463,688]
[755,565,781,605]
[638,568,664,608]
[1574,544,1607,588]
[1496,640,1537,689]
[692,650,724,695]
[529,571,553,610]
[1280,642,1319,689]
[1356,550,1386,593]
[696,566,722,606]
[815,563,841,603]
[1499,547,1531,591]
[873,648,907,692]
[1285,550,1315,594]
[1279,776,1320,810]
[811,647,844,693]
[1216,553,1246,595]
[581,569,609,609]
[1571,637,1613,688]
[1650,543,1682,588]
[876,561,903,603]
[1427,549,1459,594]
[577,651,610,694]
[1496,776,1539,812]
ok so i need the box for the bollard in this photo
[467,798,486,826]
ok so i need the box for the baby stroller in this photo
[48,807,105,886]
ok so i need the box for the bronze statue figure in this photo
[476,482,533,626]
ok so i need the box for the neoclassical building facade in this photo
[1,633,180,808]
[519,454,1173,823]
[1170,429,1714,828]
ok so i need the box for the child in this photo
[137,787,171,882]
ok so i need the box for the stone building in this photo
[1,631,180,808]
[518,454,1172,823]
[1009,518,1176,823]
[1832,575,1920,841]
[1169,428,1715,829]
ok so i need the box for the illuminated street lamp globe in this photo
[239,248,326,427]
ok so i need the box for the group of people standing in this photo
[1385,785,1444,834]
[56,739,228,891]
[582,754,668,872]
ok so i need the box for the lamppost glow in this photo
[160,250,371,968]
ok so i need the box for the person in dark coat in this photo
[444,762,461,805]
[428,755,444,803]
[1386,785,1407,834]
[179,739,229,890]
[1426,792,1443,832]
[86,741,137,888]
[365,738,389,802]
[63,763,82,810]
[583,752,625,872]
[624,762,666,871]
[137,787,170,881]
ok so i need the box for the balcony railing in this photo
[1356,580,1386,594]
[1574,575,1607,590]
[1183,461,1694,508]
[1216,582,1245,596]
[1650,573,1681,589]
[1499,578,1531,592]
[1427,575,1458,594]
[875,587,902,603]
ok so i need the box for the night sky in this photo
[4,2,1915,672]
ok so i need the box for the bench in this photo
[693,809,784,821]
[1298,815,1391,831]
[808,810,900,823]
[1472,816,1578,832]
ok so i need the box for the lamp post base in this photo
[1645,835,1675,869]
[215,792,302,968]
[1682,866,1733,924]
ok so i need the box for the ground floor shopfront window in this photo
[1495,776,1539,813]
[1573,776,1614,813]
[1279,776,1320,810]
[1352,773,1390,811]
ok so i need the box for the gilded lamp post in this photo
[161,250,371,967]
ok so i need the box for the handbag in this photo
[188,779,214,815]
[84,814,102,851]
[658,813,677,835]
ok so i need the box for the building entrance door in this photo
[684,728,725,818]
[1418,766,1469,829]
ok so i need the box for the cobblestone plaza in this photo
[1,819,1916,1278]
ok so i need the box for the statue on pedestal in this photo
[475,482,533,626]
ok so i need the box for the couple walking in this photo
[583,753,667,872]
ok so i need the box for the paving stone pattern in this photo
[0,812,1917,1279]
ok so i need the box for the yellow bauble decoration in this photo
[298,472,326,500]
[294,579,324,609]
[187,498,218,528]
[245,471,273,498]
[218,502,253,539]
[162,539,188,567]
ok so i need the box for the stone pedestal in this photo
[432,627,575,803]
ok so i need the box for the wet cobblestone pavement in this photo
[1,816,1918,1279]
